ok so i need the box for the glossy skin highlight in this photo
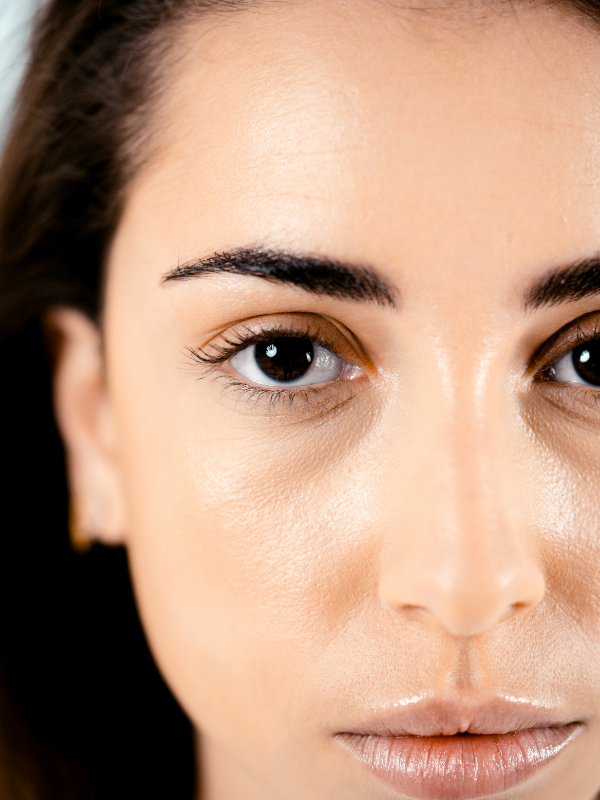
[51,2,600,798]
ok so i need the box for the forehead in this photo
[118,0,600,297]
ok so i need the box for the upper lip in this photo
[338,695,582,738]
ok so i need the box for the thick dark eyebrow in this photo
[162,248,397,307]
[525,257,600,310]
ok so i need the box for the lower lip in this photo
[337,724,582,800]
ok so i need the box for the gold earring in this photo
[69,494,92,553]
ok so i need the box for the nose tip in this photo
[379,550,546,639]
[417,565,545,638]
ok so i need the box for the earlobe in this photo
[45,307,128,548]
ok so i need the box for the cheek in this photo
[524,411,600,622]
[515,414,600,702]
[535,454,600,642]
[118,378,383,738]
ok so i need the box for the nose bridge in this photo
[421,362,515,582]
[378,339,545,638]
[444,368,512,575]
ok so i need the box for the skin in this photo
[50,1,600,797]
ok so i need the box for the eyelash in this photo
[185,322,348,409]
[565,319,600,351]
[538,319,600,378]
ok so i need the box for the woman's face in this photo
[58,1,600,797]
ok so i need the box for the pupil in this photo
[255,338,314,383]
[573,342,600,385]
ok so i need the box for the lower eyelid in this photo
[214,314,365,362]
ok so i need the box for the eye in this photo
[229,336,359,387]
[546,340,600,387]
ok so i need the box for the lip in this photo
[335,697,584,800]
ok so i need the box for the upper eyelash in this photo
[185,322,340,371]
[533,315,600,376]
[571,320,600,348]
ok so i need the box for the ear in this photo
[46,307,127,548]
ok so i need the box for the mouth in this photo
[335,698,584,800]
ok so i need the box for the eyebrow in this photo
[525,257,600,310]
[162,248,397,307]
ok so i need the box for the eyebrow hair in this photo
[163,248,397,307]
[525,257,600,310]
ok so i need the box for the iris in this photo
[254,338,314,383]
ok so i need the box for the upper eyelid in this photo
[532,312,600,372]
[202,326,340,364]
[199,314,364,364]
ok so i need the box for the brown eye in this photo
[229,337,361,388]
[546,340,600,387]
[254,338,315,383]
[572,342,600,385]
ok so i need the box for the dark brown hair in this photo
[1,0,600,797]
[0,2,247,798]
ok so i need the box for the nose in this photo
[378,407,546,639]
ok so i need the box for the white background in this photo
[0,0,38,144]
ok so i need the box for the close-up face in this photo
[55,1,600,797]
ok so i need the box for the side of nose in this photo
[378,410,546,639]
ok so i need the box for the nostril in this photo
[501,601,531,622]
[396,604,428,623]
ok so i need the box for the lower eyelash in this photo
[185,352,355,417]
[184,343,322,395]
[214,375,321,410]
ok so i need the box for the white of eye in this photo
[549,349,594,385]
[229,342,361,387]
